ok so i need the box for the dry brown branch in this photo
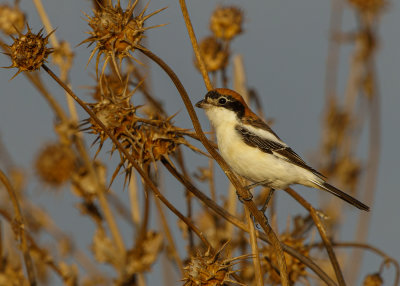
[285,187,346,286]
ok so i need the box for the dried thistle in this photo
[210,6,243,41]
[195,36,229,72]
[262,233,309,285]
[125,231,163,274]
[0,4,25,35]
[35,142,76,187]
[81,0,166,79]
[322,97,352,154]
[4,25,54,79]
[91,227,120,267]
[363,273,383,286]
[183,244,247,286]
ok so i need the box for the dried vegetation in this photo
[0,0,398,285]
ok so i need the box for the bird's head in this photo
[195,88,253,121]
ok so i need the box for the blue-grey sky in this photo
[0,0,399,285]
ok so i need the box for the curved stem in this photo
[178,0,212,91]
[136,46,289,285]
[0,170,36,285]
[311,242,399,286]
[285,187,346,286]
[41,64,212,250]
[161,158,337,286]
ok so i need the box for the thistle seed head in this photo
[0,4,25,35]
[82,1,166,79]
[35,142,76,187]
[195,36,229,72]
[210,6,243,41]
[5,25,53,78]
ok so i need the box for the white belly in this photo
[215,124,311,190]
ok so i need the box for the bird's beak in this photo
[195,99,205,108]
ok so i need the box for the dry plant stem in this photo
[73,133,127,267]
[138,45,289,285]
[324,0,344,100]
[351,65,381,283]
[129,172,141,230]
[245,207,264,285]
[0,209,65,280]
[33,0,78,121]
[32,0,59,47]
[153,190,184,274]
[178,0,213,91]
[285,187,346,286]
[42,63,212,249]
[0,170,36,286]
[135,169,151,249]
[161,158,337,286]
[174,149,194,251]
[24,72,69,122]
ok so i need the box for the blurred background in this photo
[0,0,399,285]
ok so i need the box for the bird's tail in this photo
[310,180,370,211]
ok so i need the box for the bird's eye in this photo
[218,97,227,105]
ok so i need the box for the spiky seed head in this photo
[0,4,25,35]
[195,36,229,72]
[6,25,53,78]
[35,142,76,187]
[262,234,309,285]
[183,245,246,286]
[210,6,243,41]
[363,273,383,286]
[82,2,166,78]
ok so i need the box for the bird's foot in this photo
[236,190,253,203]
[244,179,270,190]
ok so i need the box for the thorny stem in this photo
[41,64,212,250]
[161,158,337,286]
[138,44,288,285]
[285,187,346,286]
[0,170,37,286]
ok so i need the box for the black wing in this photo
[235,125,325,178]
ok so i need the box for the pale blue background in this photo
[0,0,399,285]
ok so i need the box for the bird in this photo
[195,88,369,211]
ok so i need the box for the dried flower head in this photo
[35,142,76,187]
[322,97,352,154]
[0,4,25,35]
[363,273,383,286]
[210,6,243,41]
[348,0,386,16]
[81,0,166,79]
[83,76,203,184]
[92,228,120,267]
[125,231,163,274]
[195,36,229,72]
[183,244,246,286]
[262,233,309,284]
[4,25,53,79]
